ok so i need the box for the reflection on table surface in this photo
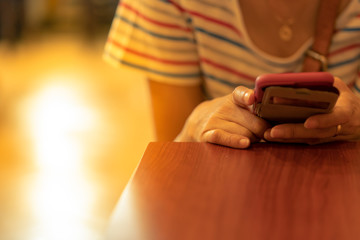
[0,36,154,240]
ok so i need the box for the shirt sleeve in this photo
[103,0,202,86]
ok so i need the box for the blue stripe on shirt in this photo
[340,28,360,32]
[116,15,195,42]
[204,73,254,88]
[195,27,249,50]
[328,54,360,69]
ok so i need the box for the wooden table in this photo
[106,142,360,240]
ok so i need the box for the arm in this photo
[148,78,271,148]
[148,78,204,141]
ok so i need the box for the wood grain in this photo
[107,142,360,240]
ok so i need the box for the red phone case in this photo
[254,72,339,123]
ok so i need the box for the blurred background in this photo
[0,0,155,239]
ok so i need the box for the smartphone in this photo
[253,72,339,124]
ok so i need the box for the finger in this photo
[304,106,349,129]
[263,135,331,145]
[304,81,351,129]
[202,129,251,149]
[263,129,330,144]
[217,105,271,139]
[265,123,338,140]
[232,86,255,108]
[263,133,348,145]
[333,76,352,93]
[236,109,271,139]
[203,115,260,142]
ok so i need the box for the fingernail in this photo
[244,92,250,102]
[304,119,318,128]
[240,138,250,147]
[264,130,271,139]
[271,128,285,138]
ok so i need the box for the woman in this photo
[104,0,360,148]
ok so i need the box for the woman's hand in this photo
[264,77,360,144]
[175,86,271,148]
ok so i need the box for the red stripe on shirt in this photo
[201,57,255,81]
[120,2,191,32]
[329,43,360,57]
[108,38,199,65]
[167,0,243,37]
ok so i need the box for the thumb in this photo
[232,86,255,108]
[333,76,351,93]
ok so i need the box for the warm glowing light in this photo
[106,186,145,240]
[29,173,97,240]
[22,73,101,240]
[26,76,97,171]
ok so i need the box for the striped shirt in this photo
[104,0,360,98]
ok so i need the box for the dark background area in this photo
[0,0,118,43]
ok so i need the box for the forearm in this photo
[148,78,205,141]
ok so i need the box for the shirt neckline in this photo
[231,0,355,65]
[232,1,312,64]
